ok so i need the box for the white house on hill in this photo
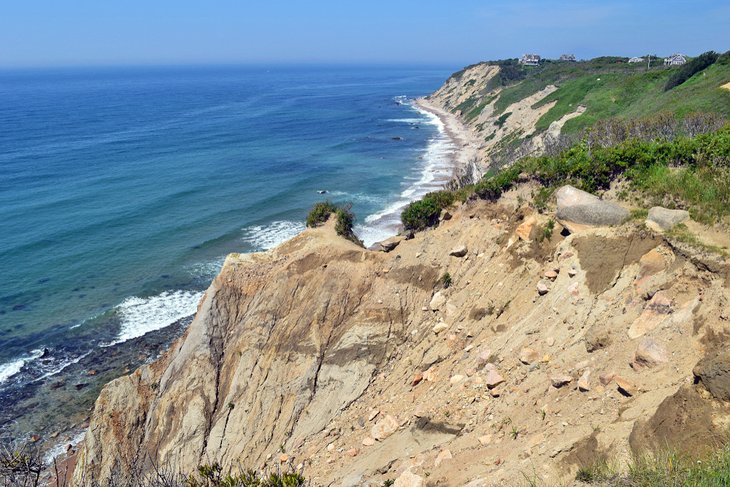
[664,53,687,66]
[559,54,577,62]
[519,54,541,66]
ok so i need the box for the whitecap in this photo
[111,290,204,345]
[241,220,305,251]
[0,349,44,385]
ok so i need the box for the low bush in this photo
[306,201,361,245]
[306,201,337,227]
[401,190,456,231]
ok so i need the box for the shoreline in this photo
[413,96,480,184]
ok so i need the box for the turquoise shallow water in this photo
[0,65,456,392]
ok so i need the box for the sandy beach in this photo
[414,96,481,183]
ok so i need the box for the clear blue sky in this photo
[1,0,728,67]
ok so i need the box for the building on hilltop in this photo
[628,56,645,63]
[664,53,687,66]
[559,54,577,62]
[519,54,541,66]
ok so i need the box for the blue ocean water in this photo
[0,65,455,388]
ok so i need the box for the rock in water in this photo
[646,207,690,231]
[555,185,629,227]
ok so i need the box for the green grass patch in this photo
[401,190,456,231]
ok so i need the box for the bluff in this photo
[71,60,730,486]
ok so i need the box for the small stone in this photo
[279,454,289,463]
[449,245,468,257]
[544,270,558,280]
[423,368,437,382]
[394,469,425,487]
[86,369,97,376]
[568,268,577,277]
[326,443,335,452]
[430,291,447,311]
[551,374,573,388]
[537,281,550,295]
[30,434,41,443]
[412,372,424,386]
[450,374,465,385]
[516,216,537,241]
[599,373,615,386]
[345,448,359,457]
[434,449,453,467]
[615,376,637,396]
[632,338,669,369]
[371,414,399,440]
[432,321,449,334]
[478,435,492,446]
[368,409,380,422]
[476,348,493,367]
[546,337,555,347]
[362,437,375,446]
[578,369,591,392]
[483,364,505,389]
[519,347,540,365]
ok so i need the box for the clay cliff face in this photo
[74,196,730,485]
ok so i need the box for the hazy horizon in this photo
[2,0,728,69]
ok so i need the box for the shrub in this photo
[665,51,720,91]
[438,272,452,289]
[306,201,338,227]
[401,190,456,231]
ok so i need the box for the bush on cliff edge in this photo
[306,201,362,246]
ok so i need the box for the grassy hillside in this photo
[486,54,730,135]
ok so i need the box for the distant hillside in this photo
[428,53,730,178]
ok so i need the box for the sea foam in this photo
[241,220,306,251]
[112,290,204,344]
[0,349,44,386]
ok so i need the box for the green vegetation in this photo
[306,201,361,245]
[438,272,452,289]
[494,111,512,128]
[401,117,730,231]
[400,190,456,230]
[186,463,305,487]
[576,447,730,486]
[665,51,720,91]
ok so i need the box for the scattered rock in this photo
[30,434,41,443]
[368,409,380,422]
[615,376,637,396]
[599,373,615,386]
[326,443,335,452]
[378,236,402,252]
[568,268,577,277]
[476,348,493,367]
[519,347,540,365]
[432,321,449,335]
[546,337,555,347]
[411,372,424,386]
[578,369,591,392]
[478,435,492,446]
[544,270,558,280]
[483,364,505,389]
[632,338,669,369]
[628,291,672,339]
[86,369,97,376]
[362,437,375,446]
[551,374,573,388]
[394,469,425,487]
[430,292,447,311]
[646,207,690,232]
[434,449,453,467]
[449,245,468,257]
[371,415,399,440]
[536,281,550,295]
[585,324,611,352]
[345,448,359,457]
[556,185,630,227]
[279,454,289,463]
[449,374,465,385]
[515,216,537,241]
[693,349,730,401]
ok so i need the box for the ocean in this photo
[0,65,456,443]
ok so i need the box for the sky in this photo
[1,0,728,68]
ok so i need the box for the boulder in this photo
[646,207,689,232]
[519,347,540,365]
[551,374,573,388]
[693,349,730,401]
[555,185,629,227]
[632,338,669,369]
[449,245,468,257]
[483,364,505,389]
[536,281,550,295]
[430,291,447,311]
[394,470,424,487]
[371,415,399,440]
[378,236,402,252]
